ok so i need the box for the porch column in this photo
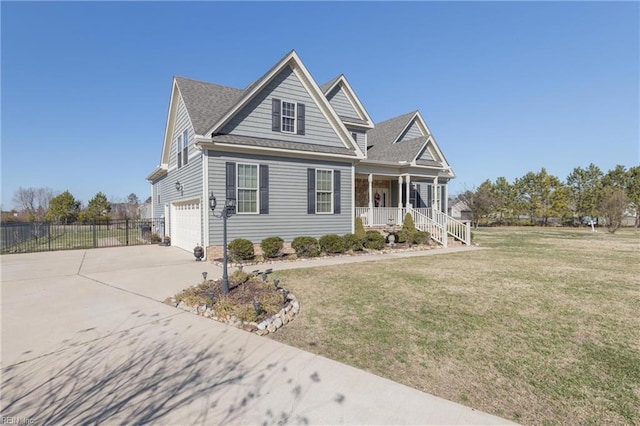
[443,182,448,215]
[433,177,439,212]
[367,173,373,226]
[398,176,403,225]
[405,174,411,209]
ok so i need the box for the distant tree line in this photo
[457,164,639,233]
[5,188,151,224]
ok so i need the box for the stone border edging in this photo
[169,292,300,336]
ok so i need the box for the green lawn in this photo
[269,227,640,425]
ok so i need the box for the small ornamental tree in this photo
[598,186,629,234]
[354,216,366,239]
[46,190,80,224]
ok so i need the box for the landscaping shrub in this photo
[397,229,410,244]
[412,230,430,245]
[354,216,366,239]
[402,213,416,232]
[227,238,254,262]
[319,234,346,254]
[260,236,284,258]
[364,230,385,250]
[343,233,364,251]
[291,236,321,258]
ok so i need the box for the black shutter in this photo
[272,98,281,131]
[307,168,315,214]
[333,170,341,214]
[297,103,305,135]
[225,162,236,214]
[260,164,269,214]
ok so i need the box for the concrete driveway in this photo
[1,245,514,425]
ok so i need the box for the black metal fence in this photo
[0,218,165,254]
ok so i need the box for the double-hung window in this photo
[281,101,296,133]
[316,169,333,214]
[237,163,258,214]
[272,98,305,135]
[182,130,189,166]
[176,135,183,168]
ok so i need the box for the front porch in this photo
[353,206,471,248]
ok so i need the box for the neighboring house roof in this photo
[174,77,243,135]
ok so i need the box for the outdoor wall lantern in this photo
[175,181,183,192]
[209,191,236,294]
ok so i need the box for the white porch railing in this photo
[355,207,471,246]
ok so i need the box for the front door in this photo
[375,188,390,207]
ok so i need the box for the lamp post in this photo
[208,191,236,294]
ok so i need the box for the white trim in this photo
[315,168,333,214]
[236,162,260,215]
[280,100,297,133]
[195,141,360,161]
[351,165,356,233]
[203,148,209,256]
[202,51,365,160]
[322,75,374,128]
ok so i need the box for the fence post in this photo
[48,222,52,251]
[126,219,129,245]
[93,221,97,248]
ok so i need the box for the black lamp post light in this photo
[209,191,236,295]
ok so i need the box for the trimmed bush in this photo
[227,238,254,262]
[412,230,430,245]
[397,229,410,244]
[319,234,346,254]
[354,216,366,239]
[364,230,385,250]
[260,236,284,258]
[343,233,364,251]
[292,236,320,258]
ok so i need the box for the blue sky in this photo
[2,1,638,209]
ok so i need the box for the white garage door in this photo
[170,199,202,252]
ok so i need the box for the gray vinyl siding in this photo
[327,85,359,119]
[398,120,423,142]
[207,150,353,244]
[170,95,195,169]
[153,151,203,243]
[417,146,435,161]
[349,128,367,156]
[220,66,345,148]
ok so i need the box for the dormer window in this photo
[272,98,305,135]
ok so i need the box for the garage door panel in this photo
[170,200,202,252]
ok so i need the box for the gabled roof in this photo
[320,74,374,129]
[174,77,243,135]
[203,50,364,158]
[366,111,453,175]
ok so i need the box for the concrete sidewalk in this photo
[1,245,514,425]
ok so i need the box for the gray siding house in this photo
[147,51,468,255]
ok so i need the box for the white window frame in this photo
[315,168,333,214]
[176,134,183,168]
[236,162,259,215]
[281,101,297,133]
[182,129,189,166]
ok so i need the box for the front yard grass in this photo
[269,227,640,425]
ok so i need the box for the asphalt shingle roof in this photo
[174,77,244,135]
[211,134,357,156]
[319,75,341,93]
